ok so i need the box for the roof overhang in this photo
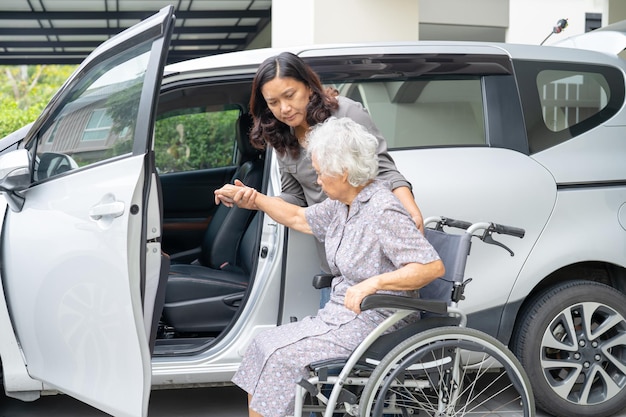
[0,0,271,65]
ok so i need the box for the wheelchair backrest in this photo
[419,228,472,303]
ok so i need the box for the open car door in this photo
[0,6,174,417]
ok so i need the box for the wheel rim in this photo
[540,301,626,406]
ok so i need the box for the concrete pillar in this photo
[271,0,419,48]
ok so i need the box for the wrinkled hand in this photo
[344,278,379,314]
[214,179,258,210]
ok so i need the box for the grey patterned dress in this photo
[231,181,440,417]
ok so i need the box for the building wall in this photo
[265,0,621,51]
[418,0,509,42]
[419,0,610,45]
[507,0,606,46]
[271,0,420,48]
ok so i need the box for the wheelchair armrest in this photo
[312,273,334,289]
[360,294,448,315]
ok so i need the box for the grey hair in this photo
[306,117,378,186]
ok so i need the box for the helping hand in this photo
[214,179,259,210]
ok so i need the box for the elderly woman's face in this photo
[261,76,311,130]
[312,155,349,202]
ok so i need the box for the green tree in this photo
[0,65,76,138]
[154,109,239,173]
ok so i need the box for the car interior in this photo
[152,80,267,355]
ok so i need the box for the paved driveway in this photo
[0,386,247,416]
[1,384,626,416]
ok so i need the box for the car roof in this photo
[163,34,626,83]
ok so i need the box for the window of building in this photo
[81,108,114,141]
[586,13,602,32]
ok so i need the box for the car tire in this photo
[512,280,626,417]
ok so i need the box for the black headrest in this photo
[236,113,260,161]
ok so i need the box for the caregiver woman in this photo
[219,51,425,307]
[215,117,444,417]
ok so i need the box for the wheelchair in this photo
[290,217,535,417]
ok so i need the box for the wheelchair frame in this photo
[291,216,535,417]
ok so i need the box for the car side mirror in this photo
[0,149,31,212]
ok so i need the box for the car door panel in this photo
[3,157,148,417]
[160,166,236,256]
[0,6,174,417]
[391,147,556,331]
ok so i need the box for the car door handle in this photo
[89,201,125,220]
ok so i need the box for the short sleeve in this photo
[304,199,337,243]
[377,205,440,268]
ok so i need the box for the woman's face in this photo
[261,76,311,130]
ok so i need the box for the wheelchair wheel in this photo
[359,326,534,416]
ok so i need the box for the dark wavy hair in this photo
[249,52,338,158]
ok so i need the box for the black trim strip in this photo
[558,180,626,190]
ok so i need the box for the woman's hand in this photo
[344,260,445,313]
[214,179,259,210]
[344,278,379,314]
[216,181,311,234]
[392,186,425,234]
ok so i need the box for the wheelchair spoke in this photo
[358,327,534,416]
[455,352,524,415]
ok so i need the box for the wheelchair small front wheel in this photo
[359,326,535,416]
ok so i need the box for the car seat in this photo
[162,213,261,333]
[161,113,264,333]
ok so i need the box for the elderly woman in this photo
[215,117,444,417]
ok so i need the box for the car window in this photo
[332,78,486,149]
[153,107,240,174]
[30,42,152,182]
[514,60,624,154]
[537,70,610,133]
[308,53,510,151]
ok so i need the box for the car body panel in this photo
[391,147,556,312]
[509,183,626,300]
[532,125,626,185]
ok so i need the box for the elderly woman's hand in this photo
[344,279,379,314]
[214,179,259,210]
